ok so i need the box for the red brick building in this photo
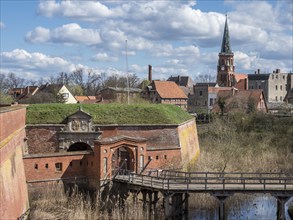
[23,108,199,187]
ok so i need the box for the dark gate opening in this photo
[67,142,92,152]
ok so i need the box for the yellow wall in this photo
[0,129,29,219]
[178,119,200,168]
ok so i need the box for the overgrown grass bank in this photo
[189,113,293,173]
[26,103,193,125]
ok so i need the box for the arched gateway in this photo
[57,108,147,179]
[95,136,147,179]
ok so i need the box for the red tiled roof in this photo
[234,73,248,82]
[153,81,187,99]
[213,89,267,113]
[75,96,89,102]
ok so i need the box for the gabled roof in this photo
[167,75,193,87]
[248,74,270,80]
[213,89,267,113]
[75,95,101,104]
[234,73,248,82]
[100,87,142,93]
[153,81,187,99]
[39,83,64,93]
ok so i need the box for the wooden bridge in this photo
[112,169,293,220]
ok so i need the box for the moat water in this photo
[189,195,293,220]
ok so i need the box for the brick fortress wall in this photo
[25,119,199,182]
[0,106,29,219]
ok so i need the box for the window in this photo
[140,155,144,172]
[62,93,69,99]
[55,163,62,172]
[103,157,107,175]
[276,85,278,90]
[199,91,203,96]
[164,155,167,159]
[280,85,282,91]
[35,164,38,169]
[275,96,278,101]
[45,163,48,169]
[276,75,278,79]
[148,156,152,161]
[283,75,285,80]
[280,96,282,101]
[156,156,159,160]
[210,98,214,106]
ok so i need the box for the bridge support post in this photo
[153,191,159,210]
[184,193,189,220]
[213,195,229,220]
[148,191,153,214]
[275,196,290,220]
[163,193,185,219]
[142,190,147,210]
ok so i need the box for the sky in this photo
[0,0,292,82]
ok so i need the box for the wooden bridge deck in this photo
[114,170,293,195]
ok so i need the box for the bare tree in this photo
[6,72,26,88]
[85,69,101,95]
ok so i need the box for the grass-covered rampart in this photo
[26,103,193,125]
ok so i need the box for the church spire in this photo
[220,14,232,54]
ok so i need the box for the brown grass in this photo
[28,182,163,220]
[190,113,293,173]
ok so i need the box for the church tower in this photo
[217,14,235,87]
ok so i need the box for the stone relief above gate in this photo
[58,107,102,151]
[61,107,95,132]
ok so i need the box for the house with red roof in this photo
[142,80,188,110]
[212,89,267,114]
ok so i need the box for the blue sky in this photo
[1,0,292,81]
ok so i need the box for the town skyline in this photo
[1,0,292,81]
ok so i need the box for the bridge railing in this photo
[114,169,293,192]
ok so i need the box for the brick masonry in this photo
[0,106,29,219]
[24,116,200,185]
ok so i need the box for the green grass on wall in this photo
[26,103,193,125]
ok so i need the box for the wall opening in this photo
[67,142,92,152]
[111,146,135,173]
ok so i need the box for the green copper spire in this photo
[220,14,232,54]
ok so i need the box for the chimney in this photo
[276,69,280,73]
[148,65,152,82]
[257,69,260,74]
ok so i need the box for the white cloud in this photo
[37,1,124,21]
[0,21,5,28]
[1,49,84,78]
[26,23,102,45]
[91,53,118,62]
